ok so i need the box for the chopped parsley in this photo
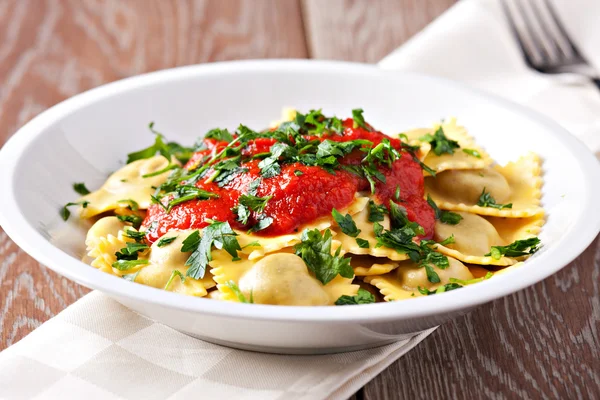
[419,271,494,295]
[224,281,253,303]
[331,209,361,237]
[205,128,234,143]
[427,195,463,225]
[486,237,541,260]
[122,271,140,282]
[72,182,90,195]
[115,242,149,260]
[335,288,376,305]
[164,270,185,291]
[181,221,242,280]
[418,283,463,296]
[356,238,370,248]
[157,236,178,247]
[462,148,481,158]
[238,194,272,214]
[411,154,437,176]
[123,228,146,242]
[60,201,89,221]
[112,259,149,271]
[476,188,512,209]
[368,200,388,223]
[116,214,143,229]
[247,216,274,233]
[294,228,353,285]
[294,170,304,176]
[126,122,194,164]
[117,199,139,211]
[352,108,371,131]
[419,126,459,156]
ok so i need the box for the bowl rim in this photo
[1,59,599,323]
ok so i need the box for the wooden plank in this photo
[302,0,456,62]
[0,0,308,350]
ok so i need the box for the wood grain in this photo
[2,1,600,399]
[0,0,307,348]
[302,0,457,62]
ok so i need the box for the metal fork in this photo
[502,0,600,90]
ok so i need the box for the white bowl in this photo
[1,60,599,354]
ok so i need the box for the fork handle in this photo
[593,78,600,91]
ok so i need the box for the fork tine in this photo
[501,0,546,68]
[527,0,564,64]
[538,0,582,60]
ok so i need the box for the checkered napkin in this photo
[0,292,434,399]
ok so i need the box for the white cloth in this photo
[380,0,600,155]
[2,0,600,398]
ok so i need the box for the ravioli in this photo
[403,119,493,174]
[364,257,474,301]
[135,230,215,297]
[213,252,357,305]
[78,156,176,218]
[432,212,543,266]
[85,217,138,276]
[425,153,543,218]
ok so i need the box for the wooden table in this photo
[1,1,598,398]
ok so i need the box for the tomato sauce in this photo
[142,118,434,243]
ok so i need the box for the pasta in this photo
[64,108,544,306]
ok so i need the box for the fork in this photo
[501,0,600,90]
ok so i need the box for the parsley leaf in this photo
[164,270,186,290]
[117,199,139,211]
[368,200,388,222]
[476,188,512,209]
[112,259,149,271]
[418,283,463,296]
[352,108,371,131]
[224,280,253,303]
[419,126,459,156]
[115,242,149,260]
[449,271,493,285]
[411,154,437,176]
[462,148,481,158]
[427,195,463,225]
[247,216,274,233]
[60,200,89,221]
[331,209,361,237]
[116,214,143,229]
[335,288,375,305]
[204,128,234,143]
[238,194,272,214]
[182,221,242,280]
[127,123,172,163]
[356,238,370,248]
[485,237,541,260]
[294,229,353,285]
[73,182,90,195]
[157,236,178,247]
[123,228,146,242]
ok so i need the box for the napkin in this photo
[2,0,600,399]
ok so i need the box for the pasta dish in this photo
[63,109,543,305]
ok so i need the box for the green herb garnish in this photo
[331,209,361,237]
[476,188,512,209]
[419,126,459,156]
[368,199,388,223]
[157,236,178,247]
[164,270,186,290]
[462,148,481,158]
[111,259,149,271]
[356,238,370,248]
[294,228,353,285]
[427,195,463,225]
[60,201,89,221]
[224,280,253,303]
[486,237,541,260]
[335,288,375,305]
[352,108,371,131]
[72,182,90,195]
[181,221,242,280]
[116,214,143,229]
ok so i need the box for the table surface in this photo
[1,1,599,398]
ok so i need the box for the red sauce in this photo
[142,118,434,243]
